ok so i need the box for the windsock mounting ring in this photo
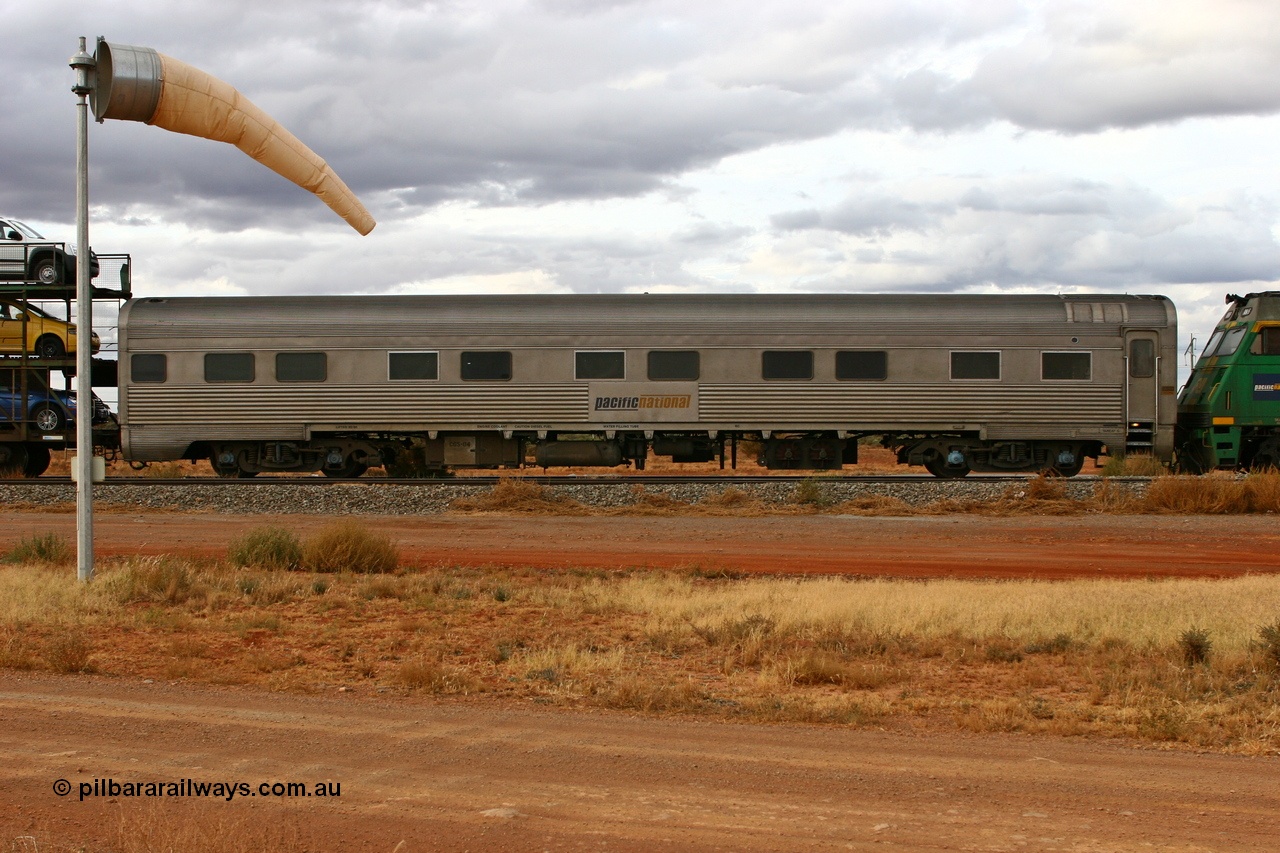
[92,40,163,124]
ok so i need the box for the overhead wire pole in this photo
[70,38,95,583]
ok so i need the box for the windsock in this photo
[92,40,375,235]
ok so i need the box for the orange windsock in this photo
[93,41,375,235]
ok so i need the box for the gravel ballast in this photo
[0,477,1148,516]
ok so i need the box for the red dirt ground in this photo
[2,509,1278,850]
[3,673,1279,852]
[1,510,1277,579]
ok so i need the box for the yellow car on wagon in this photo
[0,299,100,359]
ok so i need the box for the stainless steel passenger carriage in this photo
[116,293,1177,477]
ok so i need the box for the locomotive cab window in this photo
[131,353,167,383]
[950,351,1000,380]
[836,350,887,381]
[575,351,625,380]
[647,350,700,381]
[461,351,512,381]
[389,351,439,380]
[1257,327,1280,356]
[204,353,255,383]
[1208,327,1245,359]
[762,350,813,380]
[1042,351,1091,381]
[276,352,326,382]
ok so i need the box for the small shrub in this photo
[1022,475,1067,503]
[1024,633,1073,655]
[790,651,851,685]
[311,579,329,595]
[492,585,512,602]
[108,558,205,605]
[691,613,776,646]
[397,657,479,693]
[228,526,302,571]
[6,532,72,565]
[247,576,303,606]
[45,632,94,674]
[0,628,38,670]
[1179,627,1212,666]
[605,675,706,712]
[792,479,832,507]
[450,479,585,514]
[700,488,756,509]
[301,521,398,574]
[357,576,402,600]
[1257,620,1280,671]
[1244,472,1280,513]
[1143,477,1249,514]
[984,643,1024,663]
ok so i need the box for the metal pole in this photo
[70,38,95,583]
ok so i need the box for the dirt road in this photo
[3,510,1278,578]
[1,672,1275,852]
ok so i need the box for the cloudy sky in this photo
[5,0,1280,363]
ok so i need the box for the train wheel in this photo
[214,461,258,478]
[23,444,50,477]
[0,444,29,476]
[924,456,970,478]
[322,456,368,478]
[1046,458,1084,478]
[1175,443,1212,475]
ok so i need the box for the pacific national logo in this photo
[595,395,692,411]
[1253,373,1280,401]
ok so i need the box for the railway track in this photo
[0,473,1109,487]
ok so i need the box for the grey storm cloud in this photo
[772,177,1280,290]
[6,0,1279,230]
[0,0,1277,319]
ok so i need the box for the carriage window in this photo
[1129,339,1156,377]
[1042,352,1091,381]
[836,350,887,381]
[131,353,167,383]
[276,352,326,382]
[648,350,700,381]
[575,351,625,380]
[951,351,1000,380]
[389,351,438,380]
[762,351,813,380]
[461,351,512,381]
[204,353,254,382]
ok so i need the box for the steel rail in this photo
[0,474,1131,487]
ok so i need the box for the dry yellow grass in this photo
[445,471,1280,518]
[3,557,1278,752]
[14,801,314,853]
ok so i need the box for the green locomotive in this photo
[1177,291,1280,472]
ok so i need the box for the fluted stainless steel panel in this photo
[125,385,588,425]
[700,384,1122,424]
